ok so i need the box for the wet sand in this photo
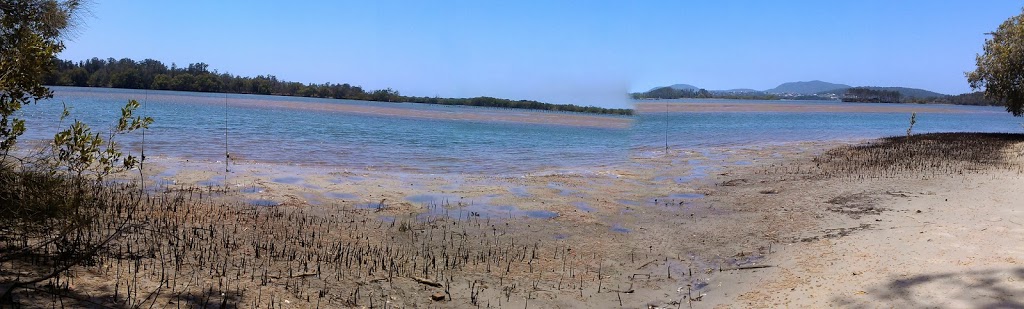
[12,134,1021,308]
[151,133,1023,307]
[129,144,807,307]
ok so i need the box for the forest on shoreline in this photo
[633,85,998,106]
[43,57,634,115]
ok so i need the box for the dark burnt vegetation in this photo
[826,193,884,219]
[809,133,1024,179]
[0,170,619,307]
[1,169,778,308]
[0,164,143,306]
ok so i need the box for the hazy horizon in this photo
[61,1,1022,108]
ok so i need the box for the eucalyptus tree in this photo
[968,8,1024,116]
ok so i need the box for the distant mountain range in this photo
[766,81,851,94]
[646,80,949,98]
[655,84,700,91]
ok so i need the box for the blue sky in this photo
[62,1,1022,108]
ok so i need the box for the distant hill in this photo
[766,80,851,94]
[641,80,948,101]
[824,87,947,99]
[859,87,945,98]
[714,88,761,93]
[665,84,700,91]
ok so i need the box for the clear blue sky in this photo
[61,0,1022,108]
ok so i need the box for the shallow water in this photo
[19,87,1024,176]
[418,202,559,220]
[572,201,595,212]
[248,199,279,206]
[611,224,632,233]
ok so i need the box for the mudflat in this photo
[6,133,1021,307]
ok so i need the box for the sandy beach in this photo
[707,136,1024,308]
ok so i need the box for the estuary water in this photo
[17,87,1023,175]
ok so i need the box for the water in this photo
[20,87,629,174]
[632,98,1021,152]
[16,87,1024,175]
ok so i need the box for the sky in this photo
[61,0,1023,108]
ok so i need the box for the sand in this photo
[694,135,1024,308]
[137,135,1024,307]
[715,162,1024,308]
[6,134,1023,308]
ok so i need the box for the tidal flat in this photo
[40,132,1004,308]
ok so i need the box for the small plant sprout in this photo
[906,112,916,138]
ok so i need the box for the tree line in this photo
[633,85,999,106]
[841,87,999,105]
[841,87,903,103]
[926,92,998,106]
[631,87,714,99]
[43,57,633,116]
[630,87,786,100]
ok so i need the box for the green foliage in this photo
[634,87,719,99]
[631,87,781,101]
[968,8,1024,116]
[936,92,998,106]
[51,99,153,180]
[842,87,903,103]
[0,2,153,304]
[907,112,916,138]
[44,57,634,115]
[1,0,80,155]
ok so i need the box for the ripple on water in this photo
[617,199,640,206]
[301,193,322,206]
[154,166,180,180]
[508,187,531,198]
[326,192,358,200]
[328,176,364,184]
[420,203,558,220]
[249,199,279,207]
[611,224,631,233]
[573,201,595,212]
[272,176,303,185]
[198,175,225,187]
[406,193,461,205]
[355,201,387,210]
[547,182,577,197]
[668,193,705,199]
[240,186,263,193]
[671,159,710,184]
